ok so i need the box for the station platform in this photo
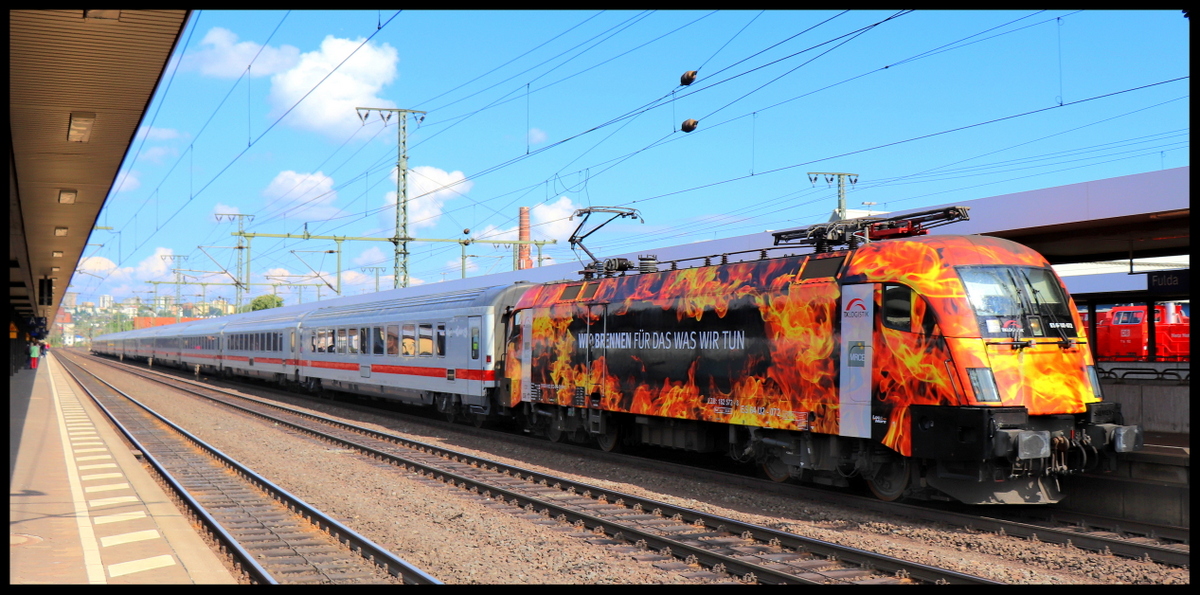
[9,353,237,584]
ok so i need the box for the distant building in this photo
[99,295,113,309]
[63,292,78,309]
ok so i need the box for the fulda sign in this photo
[1148,269,1188,295]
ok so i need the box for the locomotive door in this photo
[838,284,874,439]
[583,303,607,403]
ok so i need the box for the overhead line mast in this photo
[356,107,427,288]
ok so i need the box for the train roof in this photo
[94,276,540,343]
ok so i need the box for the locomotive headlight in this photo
[966,368,1001,403]
[1085,365,1104,399]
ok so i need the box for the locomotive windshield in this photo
[957,265,1078,339]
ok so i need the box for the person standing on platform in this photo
[28,341,40,370]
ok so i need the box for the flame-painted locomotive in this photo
[93,207,1142,504]
[503,208,1142,504]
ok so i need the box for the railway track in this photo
[67,351,998,585]
[76,351,1190,571]
[56,354,440,585]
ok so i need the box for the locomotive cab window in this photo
[959,265,1077,339]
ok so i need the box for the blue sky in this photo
[72,9,1190,307]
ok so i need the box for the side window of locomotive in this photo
[418,324,433,356]
[401,324,416,356]
[882,284,913,332]
[372,327,385,355]
[580,282,600,300]
[436,323,446,356]
[508,310,523,342]
[386,325,399,356]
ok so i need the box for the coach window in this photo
[470,326,481,360]
[348,328,360,354]
[372,327,385,355]
[418,324,433,356]
[386,325,399,356]
[436,323,446,356]
[360,327,370,356]
[402,324,416,356]
[336,328,346,353]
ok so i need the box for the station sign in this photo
[1147,269,1188,295]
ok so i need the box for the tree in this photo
[245,294,284,312]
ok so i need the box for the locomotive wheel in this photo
[761,457,790,483]
[866,454,911,502]
[595,425,622,453]
[547,421,564,443]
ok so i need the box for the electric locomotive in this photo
[502,207,1143,504]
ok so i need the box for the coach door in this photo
[467,316,484,398]
[838,284,874,439]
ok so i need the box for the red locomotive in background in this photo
[1084,303,1190,362]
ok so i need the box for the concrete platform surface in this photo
[10,353,237,584]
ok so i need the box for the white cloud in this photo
[140,146,178,164]
[135,126,185,141]
[78,256,117,273]
[114,170,141,193]
[136,248,175,281]
[353,246,386,266]
[262,170,343,221]
[528,128,548,145]
[184,27,300,78]
[268,35,398,138]
[383,165,473,231]
[340,270,369,286]
[531,196,579,241]
[211,203,242,222]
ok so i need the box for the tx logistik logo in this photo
[843,297,869,318]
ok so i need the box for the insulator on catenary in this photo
[680,70,698,86]
[681,119,699,133]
